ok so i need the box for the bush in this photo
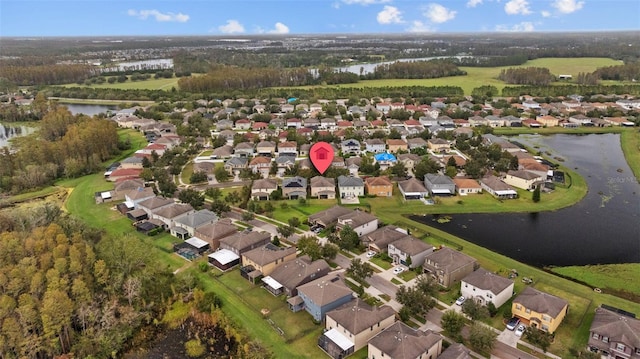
[185,339,205,357]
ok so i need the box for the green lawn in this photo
[620,129,640,182]
[551,264,640,298]
[60,76,182,90]
[2,185,65,206]
[181,162,194,185]
[270,199,336,225]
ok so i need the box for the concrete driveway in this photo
[497,328,520,348]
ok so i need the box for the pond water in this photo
[333,55,472,75]
[65,103,117,116]
[411,133,640,267]
[0,123,36,148]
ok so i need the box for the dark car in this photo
[506,317,520,331]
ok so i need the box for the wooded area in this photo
[498,67,556,86]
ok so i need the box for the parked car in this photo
[455,296,466,306]
[366,251,376,258]
[393,266,405,274]
[515,324,526,337]
[506,317,520,331]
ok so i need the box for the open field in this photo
[60,76,181,90]
[551,264,640,298]
[620,129,640,182]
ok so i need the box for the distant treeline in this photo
[593,62,640,81]
[0,63,94,86]
[364,60,466,80]
[502,84,640,97]
[454,54,529,67]
[498,67,556,86]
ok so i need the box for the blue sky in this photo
[1,0,638,37]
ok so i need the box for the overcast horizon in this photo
[1,0,639,37]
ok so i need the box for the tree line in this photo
[593,62,640,81]
[498,67,555,86]
[0,63,94,86]
[364,60,465,80]
[501,83,640,97]
[0,105,121,193]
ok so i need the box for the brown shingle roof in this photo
[268,256,330,293]
[153,203,193,219]
[361,225,407,248]
[423,247,476,273]
[437,343,472,359]
[462,268,513,295]
[195,219,238,242]
[365,176,393,187]
[590,306,640,349]
[513,287,568,318]
[297,274,354,307]
[368,322,442,359]
[308,205,353,227]
[327,299,395,334]
[243,244,296,266]
[452,178,481,189]
[310,176,335,188]
[390,236,434,256]
[220,231,271,253]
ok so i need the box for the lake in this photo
[65,104,117,116]
[0,123,36,148]
[411,133,640,267]
[311,55,474,77]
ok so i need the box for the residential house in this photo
[332,156,346,169]
[224,157,248,175]
[262,256,330,297]
[275,155,296,176]
[107,168,143,182]
[251,178,278,200]
[137,196,175,216]
[424,174,456,196]
[427,138,451,153]
[397,153,422,172]
[217,130,235,145]
[485,115,505,127]
[195,219,238,250]
[286,118,303,129]
[320,117,337,130]
[407,137,428,151]
[569,114,593,126]
[249,156,271,175]
[364,176,393,197]
[479,175,518,199]
[504,170,545,190]
[151,203,195,230]
[423,247,478,288]
[124,187,156,209]
[319,299,396,358]
[341,139,361,156]
[278,141,298,156]
[468,116,489,127]
[364,138,386,153]
[299,144,311,156]
[376,102,391,114]
[281,104,295,113]
[292,274,354,321]
[235,118,251,130]
[361,225,408,253]
[512,287,569,334]
[442,155,466,169]
[536,115,559,127]
[437,343,473,359]
[337,176,365,199]
[461,268,514,308]
[256,140,277,157]
[453,178,483,195]
[386,139,408,153]
[588,305,640,359]
[171,209,218,239]
[388,236,434,268]
[234,142,255,157]
[241,244,297,281]
[336,210,378,237]
[367,322,443,359]
[218,230,272,259]
[373,152,397,170]
[308,205,353,228]
[345,157,361,177]
[282,176,307,199]
[397,178,429,200]
[310,176,336,199]
[120,156,145,169]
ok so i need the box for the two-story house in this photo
[337,175,365,199]
[336,210,378,237]
[364,176,393,197]
[234,142,255,157]
[388,236,434,268]
[310,176,336,199]
[308,205,353,228]
[241,244,297,282]
[367,322,443,359]
[151,203,195,230]
[319,299,396,359]
[504,170,545,190]
[386,139,408,153]
[171,209,218,239]
[292,274,354,322]
[361,225,408,253]
[341,139,361,156]
[209,231,272,270]
[282,176,307,199]
[364,138,386,153]
[262,256,330,297]
[461,268,514,309]
[278,141,298,157]
[251,178,278,201]
[427,138,451,153]
[256,140,277,157]
[195,219,238,250]
[588,305,640,359]
[512,287,569,334]
[423,247,478,288]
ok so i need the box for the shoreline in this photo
[48,97,155,106]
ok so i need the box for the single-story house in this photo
[208,249,241,271]
[453,178,483,195]
[479,175,518,199]
[219,231,272,256]
[397,178,429,200]
[424,174,456,196]
[504,170,545,191]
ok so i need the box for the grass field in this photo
[551,264,640,298]
[620,129,640,182]
[61,76,181,90]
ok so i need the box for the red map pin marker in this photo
[310,141,334,174]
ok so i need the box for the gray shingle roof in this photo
[368,322,442,359]
[297,274,354,307]
[338,175,364,187]
[174,209,218,229]
[590,306,640,349]
[390,236,434,256]
[326,299,395,334]
[513,287,568,318]
[462,268,513,295]
[423,247,476,273]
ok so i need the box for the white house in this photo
[336,210,378,237]
[387,236,434,268]
[461,268,514,309]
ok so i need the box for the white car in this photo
[515,324,526,337]
[455,296,466,306]
[366,251,376,258]
[393,266,405,274]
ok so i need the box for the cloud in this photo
[541,10,551,17]
[342,0,391,5]
[552,0,585,14]
[268,22,290,34]
[127,9,189,22]
[504,0,532,15]
[467,0,483,8]
[495,21,535,32]
[407,21,434,33]
[424,3,457,24]
[218,20,245,34]
[377,6,403,24]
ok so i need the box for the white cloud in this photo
[552,0,585,14]
[541,10,551,17]
[407,21,434,33]
[268,22,290,34]
[127,9,189,23]
[504,0,532,15]
[377,6,403,24]
[342,0,391,5]
[424,3,457,24]
[218,20,245,34]
[467,0,483,8]
[495,21,535,32]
